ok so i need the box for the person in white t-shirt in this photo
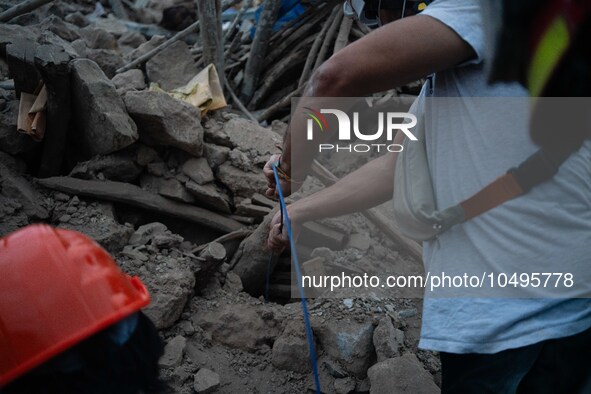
[265,0,591,392]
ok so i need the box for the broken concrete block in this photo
[79,26,118,50]
[65,12,89,27]
[223,271,243,293]
[86,48,123,78]
[112,69,146,93]
[124,35,166,62]
[193,368,220,394]
[118,31,146,49]
[272,318,311,373]
[129,222,168,246]
[368,354,439,394]
[159,335,187,368]
[373,317,404,362]
[143,264,195,329]
[347,233,372,251]
[193,303,282,352]
[145,40,199,90]
[231,208,280,294]
[70,59,138,157]
[222,118,280,156]
[182,157,214,185]
[93,17,128,37]
[135,144,160,166]
[334,377,356,394]
[69,153,142,182]
[38,15,80,42]
[185,181,231,213]
[141,174,196,203]
[124,91,204,157]
[315,318,375,378]
[216,163,267,198]
[203,142,229,170]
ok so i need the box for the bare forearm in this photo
[289,151,398,224]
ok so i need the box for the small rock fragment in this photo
[193,368,220,394]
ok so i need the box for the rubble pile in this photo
[0,1,437,393]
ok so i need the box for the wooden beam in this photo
[0,0,54,22]
[37,177,243,233]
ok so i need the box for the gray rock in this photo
[193,303,282,352]
[112,69,146,93]
[141,174,195,203]
[0,163,48,219]
[93,18,127,37]
[118,31,146,49]
[135,144,160,166]
[70,153,142,182]
[86,48,123,78]
[124,91,204,157]
[159,335,187,368]
[204,143,229,170]
[129,222,168,246]
[368,354,439,394]
[373,317,404,362]
[143,263,195,329]
[145,40,199,90]
[80,27,118,50]
[125,35,166,63]
[334,378,356,394]
[193,368,220,394]
[70,59,138,157]
[57,202,133,253]
[0,100,36,155]
[272,319,311,373]
[38,15,80,42]
[223,271,243,293]
[70,39,88,57]
[231,208,279,294]
[216,163,267,198]
[182,158,214,185]
[65,12,89,27]
[315,319,375,378]
[206,117,281,157]
[347,233,371,251]
[185,181,231,213]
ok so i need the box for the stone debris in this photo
[193,368,221,394]
[368,354,440,394]
[0,1,438,392]
[373,317,405,362]
[70,58,138,157]
[159,335,187,368]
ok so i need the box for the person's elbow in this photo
[308,57,353,97]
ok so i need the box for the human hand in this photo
[267,206,301,252]
[263,154,293,198]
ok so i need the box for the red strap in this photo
[460,173,524,221]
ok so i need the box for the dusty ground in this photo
[0,1,440,393]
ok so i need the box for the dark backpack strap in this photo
[459,145,578,221]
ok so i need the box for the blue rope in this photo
[272,163,321,394]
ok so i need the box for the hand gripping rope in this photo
[267,163,321,394]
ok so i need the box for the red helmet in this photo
[0,224,150,387]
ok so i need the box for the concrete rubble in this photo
[0,1,438,393]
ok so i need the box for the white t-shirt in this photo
[417,0,591,353]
